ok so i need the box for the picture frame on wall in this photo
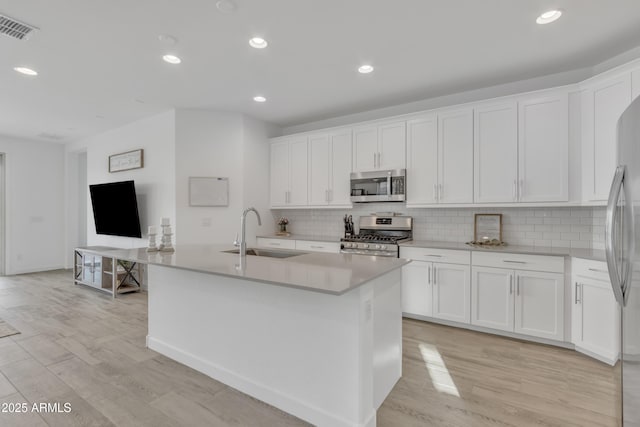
[189,177,229,207]
[109,149,144,173]
[474,214,503,243]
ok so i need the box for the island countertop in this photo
[104,245,409,295]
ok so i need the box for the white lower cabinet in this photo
[471,253,565,341]
[432,263,471,323]
[572,258,620,365]
[471,266,514,332]
[400,247,470,323]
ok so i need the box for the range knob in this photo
[374,244,381,250]
[362,244,369,249]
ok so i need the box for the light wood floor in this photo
[0,270,621,427]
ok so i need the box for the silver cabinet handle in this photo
[373,153,376,168]
[328,189,332,202]
[269,242,281,246]
[575,282,579,304]
[438,184,443,201]
[588,268,607,273]
[387,172,391,197]
[433,184,438,201]
[310,245,323,249]
[503,260,526,264]
[510,275,513,294]
[513,180,517,201]
[427,265,431,284]
[433,265,436,285]
[326,189,329,202]
[377,152,382,168]
[424,254,443,258]
[516,276,520,296]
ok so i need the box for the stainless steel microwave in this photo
[350,169,406,203]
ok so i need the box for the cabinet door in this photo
[518,93,569,202]
[378,121,406,170]
[633,69,640,102]
[471,266,514,332]
[329,130,352,206]
[438,109,473,203]
[401,261,433,317]
[352,126,378,172]
[288,138,308,206]
[308,134,330,206]
[585,75,632,201]
[514,271,564,341]
[270,141,289,207]
[433,263,470,324]
[474,103,518,203]
[406,115,438,205]
[576,279,620,362]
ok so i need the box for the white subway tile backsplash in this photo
[271,206,604,249]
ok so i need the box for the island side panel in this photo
[146,265,402,427]
[372,272,403,409]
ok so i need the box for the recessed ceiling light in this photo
[14,67,38,76]
[216,0,238,13]
[253,96,266,103]
[536,10,562,24]
[162,54,182,64]
[358,65,374,74]
[249,37,268,49]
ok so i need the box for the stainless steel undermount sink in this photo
[223,248,305,259]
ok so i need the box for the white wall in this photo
[74,110,176,249]
[0,135,66,274]
[174,110,276,246]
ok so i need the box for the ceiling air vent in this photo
[0,14,38,41]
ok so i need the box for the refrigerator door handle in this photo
[605,165,627,306]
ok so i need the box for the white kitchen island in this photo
[106,245,409,427]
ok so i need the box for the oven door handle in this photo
[387,172,391,197]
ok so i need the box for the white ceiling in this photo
[2,0,640,143]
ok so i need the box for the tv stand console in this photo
[73,246,142,298]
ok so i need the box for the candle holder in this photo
[159,224,174,252]
[146,226,159,252]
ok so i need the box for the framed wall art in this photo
[109,149,144,173]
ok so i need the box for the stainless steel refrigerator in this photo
[608,95,640,426]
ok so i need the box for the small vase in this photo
[279,224,287,233]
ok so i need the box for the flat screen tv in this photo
[89,180,142,238]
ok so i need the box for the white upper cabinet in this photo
[633,69,640,101]
[270,141,290,207]
[582,73,632,201]
[328,131,353,206]
[378,122,406,170]
[474,102,518,203]
[269,137,308,208]
[308,130,353,207]
[438,109,474,204]
[518,93,569,202]
[406,109,473,206]
[352,121,406,172]
[406,115,438,205]
[352,126,378,172]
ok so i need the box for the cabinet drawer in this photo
[572,258,610,282]
[400,247,470,265]
[256,238,296,250]
[472,252,564,273]
[295,240,340,253]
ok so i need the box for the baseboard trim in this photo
[147,336,373,427]
[575,345,619,366]
[403,313,573,349]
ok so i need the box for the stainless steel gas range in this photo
[340,215,413,257]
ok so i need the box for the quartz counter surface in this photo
[104,245,409,295]
[400,240,606,262]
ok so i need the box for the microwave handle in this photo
[387,172,391,196]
